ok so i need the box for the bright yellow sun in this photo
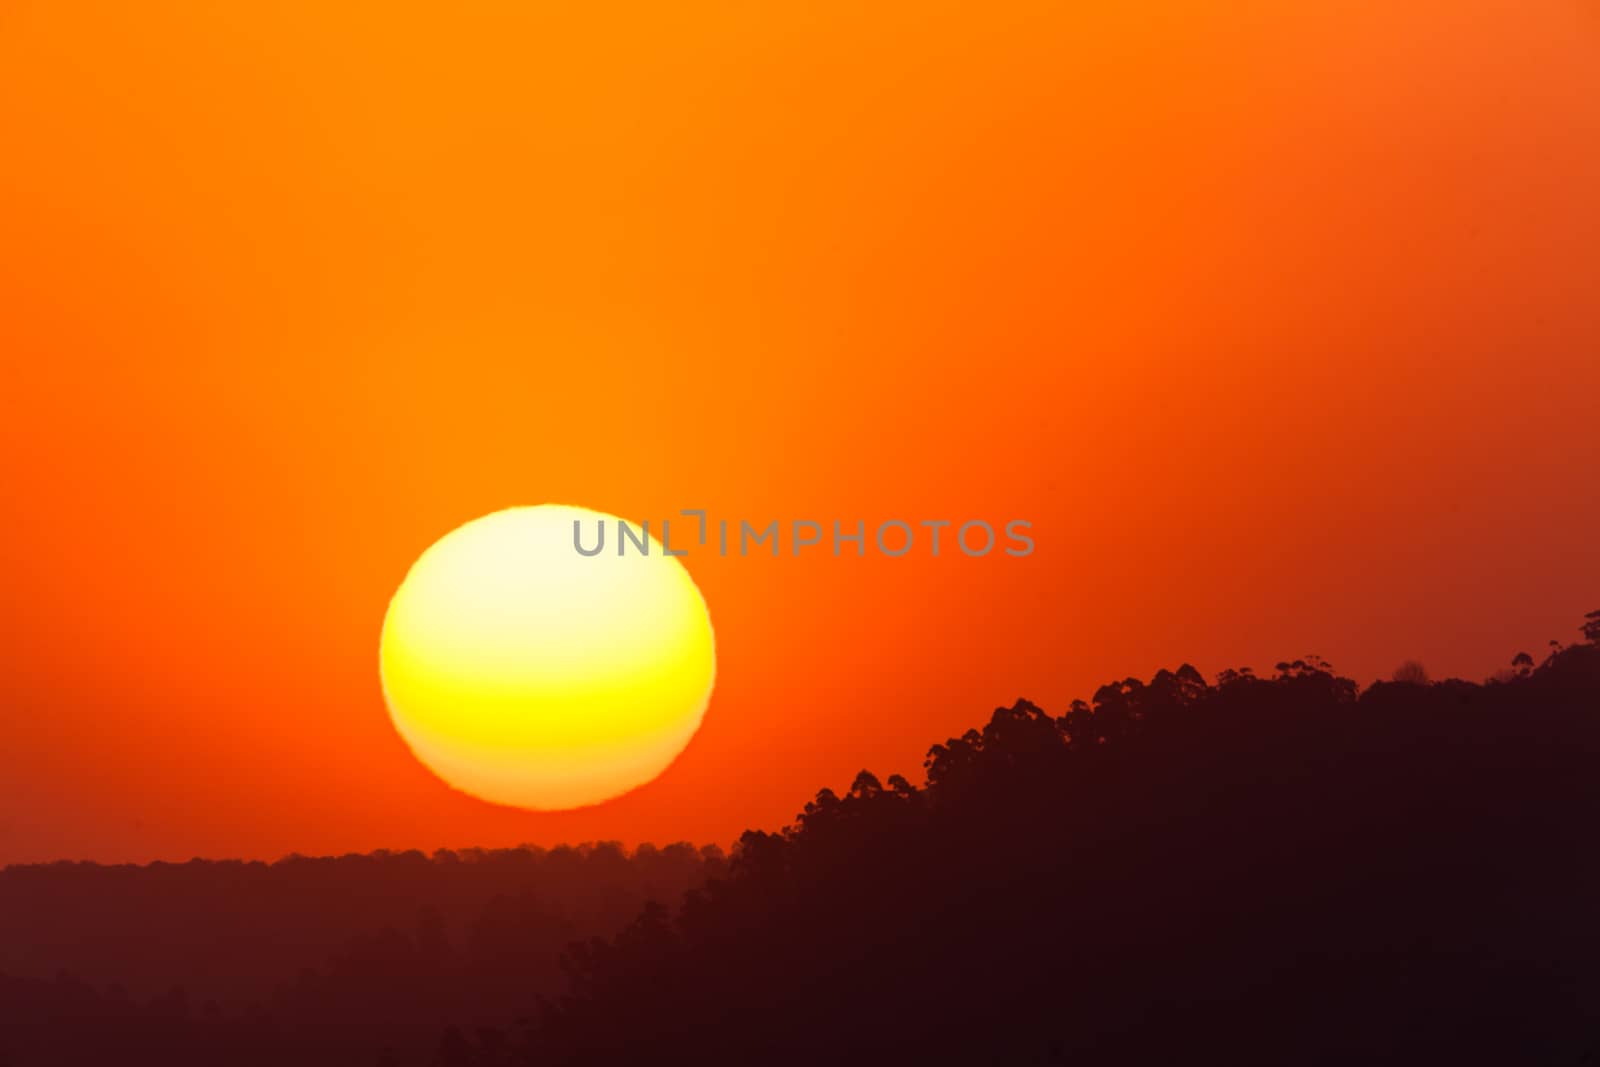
[379,505,716,810]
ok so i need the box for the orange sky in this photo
[2,1,1597,865]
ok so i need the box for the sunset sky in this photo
[2,1,1597,865]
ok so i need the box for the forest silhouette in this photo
[3,612,1598,1065]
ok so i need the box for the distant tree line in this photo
[0,843,719,1066]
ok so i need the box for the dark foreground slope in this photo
[520,640,1600,1066]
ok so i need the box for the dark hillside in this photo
[526,635,1600,1065]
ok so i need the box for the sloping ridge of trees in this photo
[519,617,1600,1066]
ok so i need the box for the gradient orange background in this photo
[2,2,1597,864]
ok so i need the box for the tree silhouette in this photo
[3,618,1599,1065]
[517,619,1600,1066]
[1391,659,1430,684]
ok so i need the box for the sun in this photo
[379,505,716,810]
